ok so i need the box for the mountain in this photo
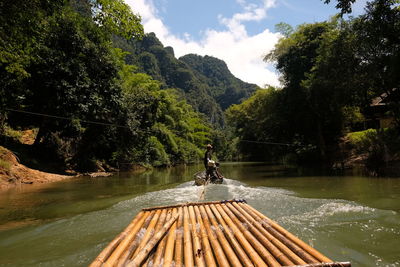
[113,33,258,126]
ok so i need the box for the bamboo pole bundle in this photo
[209,204,254,267]
[174,207,184,267]
[152,209,174,266]
[90,200,349,267]
[141,199,246,211]
[203,205,244,267]
[116,211,157,267]
[241,203,332,263]
[127,212,179,267]
[188,205,206,267]
[193,205,217,267]
[183,206,194,267]
[231,202,307,265]
[141,209,169,266]
[129,209,162,260]
[161,208,177,266]
[198,205,230,267]
[89,211,145,267]
[238,202,318,263]
[226,202,294,266]
[218,204,281,267]
[103,211,152,267]
[292,263,351,267]
[212,204,268,267]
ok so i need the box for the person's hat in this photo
[206,144,213,149]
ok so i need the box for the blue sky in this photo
[126,0,368,87]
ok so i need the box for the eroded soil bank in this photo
[0,146,72,190]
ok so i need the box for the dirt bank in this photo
[0,146,73,190]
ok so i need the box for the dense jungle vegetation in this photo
[1,0,399,175]
[227,0,400,174]
[0,0,257,172]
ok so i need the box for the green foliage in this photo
[347,128,400,175]
[0,0,66,110]
[263,18,365,163]
[231,2,400,166]
[275,22,294,37]
[347,129,378,153]
[342,106,365,130]
[226,88,288,161]
[113,33,258,126]
[322,0,357,14]
[92,0,143,39]
[147,136,170,167]
[3,126,23,141]
[0,159,11,171]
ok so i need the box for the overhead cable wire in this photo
[5,108,129,128]
[5,108,302,147]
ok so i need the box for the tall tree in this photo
[322,0,357,14]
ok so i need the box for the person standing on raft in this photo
[204,144,213,180]
[204,144,223,181]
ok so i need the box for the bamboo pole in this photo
[188,205,206,267]
[127,212,179,267]
[142,253,154,267]
[193,205,217,267]
[209,204,254,267]
[141,209,169,266]
[238,203,317,263]
[232,202,307,265]
[104,211,152,266]
[174,207,184,267]
[90,211,145,267]
[116,211,156,267]
[130,209,163,259]
[291,262,351,267]
[203,205,244,267]
[198,205,230,267]
[226,202,294,266]
[241,203,330,263]
[219,204,281,267]
[183,206,194,267]
[153,209,173,266]
[212,204,268,267]
[163,208,178,267]
[141,199,245,211]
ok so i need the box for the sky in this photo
[125,0,368,87]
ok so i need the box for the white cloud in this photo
[126,0,281,87]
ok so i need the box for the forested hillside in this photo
[0,0,221,172]
[113,33,258,126]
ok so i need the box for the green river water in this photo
[0,163,399,266]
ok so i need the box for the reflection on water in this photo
[0,163,399,266]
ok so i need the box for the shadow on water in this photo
[0,162,399,266]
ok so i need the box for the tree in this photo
[263,19,360,164]
[322,0,357,14]
[0,0,66,131]
[91,0,144,39]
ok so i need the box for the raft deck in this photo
[90,199,351,267]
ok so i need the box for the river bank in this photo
[0,146,74,190]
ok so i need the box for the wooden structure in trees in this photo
[90,199,351,267]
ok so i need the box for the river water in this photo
[0,163,399,266]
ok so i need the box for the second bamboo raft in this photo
[90,199,351,267]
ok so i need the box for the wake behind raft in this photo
[90,199,351,267]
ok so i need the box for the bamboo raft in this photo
[90,199,351,267]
